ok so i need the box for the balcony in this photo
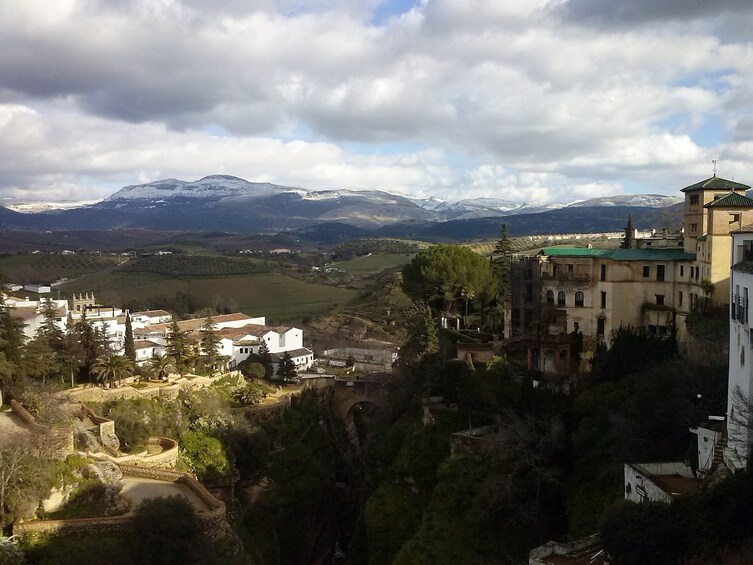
[732,294,749,324]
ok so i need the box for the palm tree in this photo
[92,353,134,388]
[148,354,175,382]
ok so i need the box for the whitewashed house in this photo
[134,340,165,365]
[724,227,753,470]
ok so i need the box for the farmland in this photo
[62,271,356,321]
[332,253,414,274]
[0,253,124,284]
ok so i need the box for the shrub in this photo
[180,430,231,480]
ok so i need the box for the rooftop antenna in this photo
[712,159,717,176]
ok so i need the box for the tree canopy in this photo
[402,245,496,313]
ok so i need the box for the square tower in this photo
[682,175,750,252]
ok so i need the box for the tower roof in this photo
[703,192,753,208]
[681,176,750,193]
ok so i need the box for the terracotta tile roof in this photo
[134,340,162,350]
[132,309,171,318]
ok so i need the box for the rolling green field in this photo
[332,253,415,273]
[62,271,357,321]
[0,254,124,283]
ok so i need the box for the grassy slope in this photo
[0,254,123,283]
[62,271,357,321]
[332,253,415,274]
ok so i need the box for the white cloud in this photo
[1,0,753,204]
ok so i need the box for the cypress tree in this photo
[124,313,136,362]
[491,223,513,297]
[621,214,635,249]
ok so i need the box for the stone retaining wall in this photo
[15,465,226,540]
[60,375,214,404]
[89,437,179,468]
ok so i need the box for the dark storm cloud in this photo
[560,0,753,26]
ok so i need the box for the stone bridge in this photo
[327,375,391,444]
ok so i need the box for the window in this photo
[745,240,753,261]
[558,291,566,306]
[600,264,606,281]
[575,291,584,307]
[648,324,657,335]
[679,291,683,307]
[546,290,554,304]
[690,223,698,233]
[680,265,684,277]
[731,213,741,224]
[597,317,605,336]
[643,265,650,278]
[601,291,607,309]
[573,322,579,331]
[658,325,668,335]
[690,194,699,206]
[656,264,665,282]
[567,264,574,274]
[656,294,665,306]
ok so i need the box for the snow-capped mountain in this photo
[105,175,299,201]
[0,175,686,235]
[567,194,683,208]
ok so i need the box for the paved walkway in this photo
[120,477,211,512]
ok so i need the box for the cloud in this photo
[1,0,753,205]
[559,0,753,26]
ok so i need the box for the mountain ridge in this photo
[0,175,686,237]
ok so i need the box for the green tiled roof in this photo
[704,191,753,208]
[608,248,695,261]
[540,248,612,257]
[541,247,695,261]
[681,175,750,193]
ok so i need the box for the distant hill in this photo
[0,175,686,241]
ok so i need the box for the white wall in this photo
[624,463,694,504]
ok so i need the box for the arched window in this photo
[575,291,584,307]
[546,290,554,304]
[557,291,566,306]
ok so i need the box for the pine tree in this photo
[166,318,192,374]
[276,351,297,382]
[124,313,136,363]
[39,297,64,354]
[258,340,273,379]
[23,330,61,386]
[0,292,25,369]
[61,312,84,387]
[199,314,221,373]
[621,214,635,249]
[75,310,102,383]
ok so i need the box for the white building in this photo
[134,340,165,364]
[215,324,314,370]
[2,294,69,340]
[724,227,753,470]
[623,462,700,504]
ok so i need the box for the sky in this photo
[1,0,753,205]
